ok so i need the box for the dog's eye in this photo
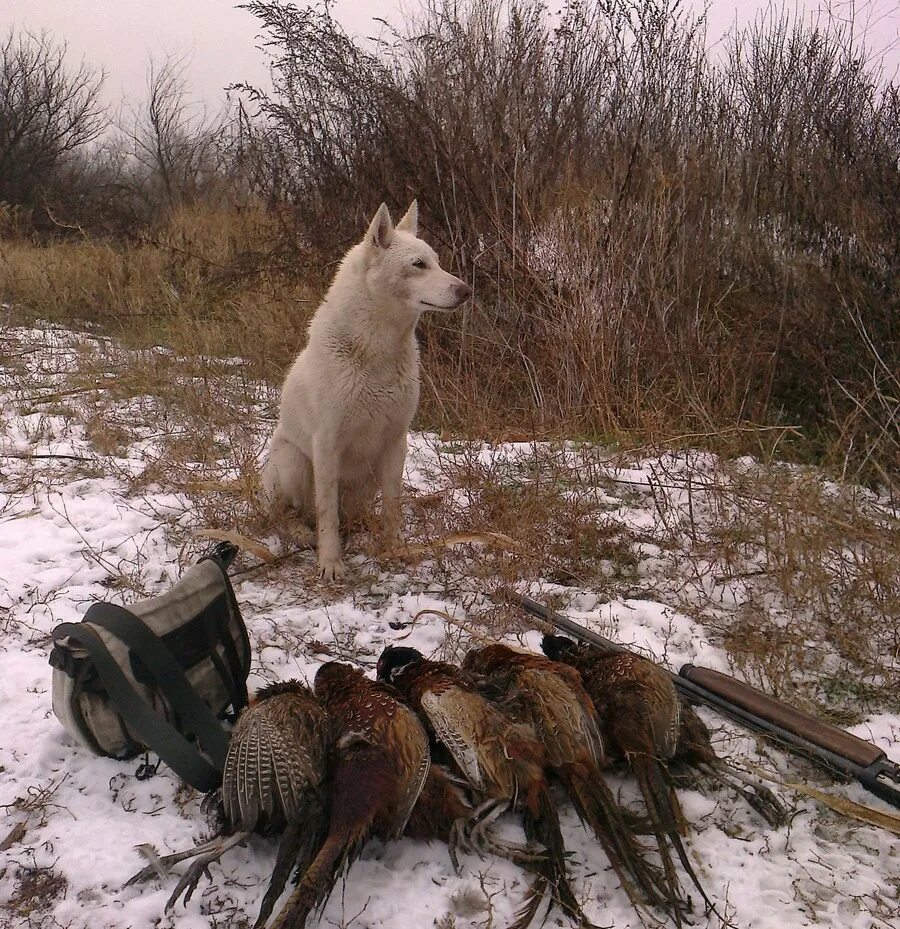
[412,259,427,269]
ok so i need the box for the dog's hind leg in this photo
[261,429,314,521]
[340,474,378,534]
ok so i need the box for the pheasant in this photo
[266,661,430,929]
[540,634,714,915]
[377,645,593,929]
[404,761,481,870]
[541,635,785,826]
[462,643,688,922]
[125,680,329,926]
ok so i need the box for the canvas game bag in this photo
[48,542,250,791]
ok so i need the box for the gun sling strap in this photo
[51,603,233,793]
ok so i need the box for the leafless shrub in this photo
[232,0,898,481]
[0,29,106,233]
[120,54,236,219]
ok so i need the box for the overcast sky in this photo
[3,0,898,112]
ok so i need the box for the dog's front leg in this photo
[312,433,344,581]
[380,434,407,553]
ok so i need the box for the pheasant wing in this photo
[222,689,327,831]
[420,686,491,791]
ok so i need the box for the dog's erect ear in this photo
[396,200,418,235]
[367,203,394,250]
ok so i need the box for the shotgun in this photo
[498,588,900,810]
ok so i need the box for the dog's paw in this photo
[379,530,403,556]
[318,556,345,582]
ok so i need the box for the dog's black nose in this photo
[455,282,472,302]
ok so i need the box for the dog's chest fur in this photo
[318,321,420,431]
[331,328,417,391]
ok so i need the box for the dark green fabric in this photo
[201,605,243,721]
[200,554,250,710]
[86,602,230,769]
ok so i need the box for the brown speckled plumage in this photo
[223,680,328,834]
[671,702,787,826]
[125,679,329,927]
[404,762,473,843]
[541,636,786,830]
[377,646,591,929]
[463,644,685,921]
[267,662,429,929]
[462,644,605,767]
[541,635,713,916]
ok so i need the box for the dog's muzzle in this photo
[421,282,472,310]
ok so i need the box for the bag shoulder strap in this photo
[51,620,222,792]
[199,553,250,713]
[85,602,231,770]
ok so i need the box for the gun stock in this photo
[498,588,900,810]
[680,666,881,768]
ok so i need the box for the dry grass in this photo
[3,321,895,717]
[429,445,900,715]
[4,200,894,483]
[0,774,72,927]
[631,454,900,716]
[7,867,67,921]
[0,202,318,386]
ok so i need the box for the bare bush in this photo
[121,54,234,218]
[0,29,106,232]
[233,0,898,482]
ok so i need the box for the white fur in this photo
[261,201,471,580]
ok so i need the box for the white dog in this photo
[261,201,471,580]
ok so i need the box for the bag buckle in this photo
[135,752,158,781]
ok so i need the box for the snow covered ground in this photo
[1,325,898,929]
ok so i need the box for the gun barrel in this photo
[500,588,628,654]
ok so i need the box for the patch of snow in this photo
[0,327,897,929]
